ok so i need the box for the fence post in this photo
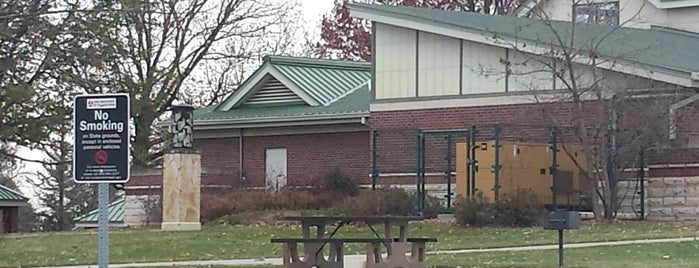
[445,133,453,210]
[638,147,645,220]
[469,125,478,197]
[550,128,559,210]
[371,129,378,190]
[492,123,502,202]
[416,130,425,214]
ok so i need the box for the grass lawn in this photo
[1,220,698,267]
[430,241,699,267]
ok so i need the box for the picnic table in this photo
[271,216,437,268]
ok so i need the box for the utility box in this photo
[544,210,581,230]
[456,141,592,209]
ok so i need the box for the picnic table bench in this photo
[270,216,437,268]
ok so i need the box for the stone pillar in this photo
[161,104,201,231]
[161,150,201,231]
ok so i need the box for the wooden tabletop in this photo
[283,215,423,224]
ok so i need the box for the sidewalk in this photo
[44,236,699,268]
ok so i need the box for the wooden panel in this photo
[456,140,589,205]
[461,40,507,94]
[375,23,416,99]
[418,32,460,97]
[508,51,554,92]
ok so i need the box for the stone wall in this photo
[124,194,161,227]
[647,176,699,220]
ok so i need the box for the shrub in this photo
[452,189,545,227]
[324,168,358,196]
[332,188,415,216]
[494,188,545,227]
[200,189,346,223]
[421,193,447,219]
[452,192,495,227]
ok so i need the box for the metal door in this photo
[265,148,287,192]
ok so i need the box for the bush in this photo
[324,168,358,196]
[494,188,545,227]
[452,192,495,227]
[332,188,415,216]
[421,194,447,219]
[452,188,544,227]
[200,189,345,222]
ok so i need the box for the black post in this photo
[492,123,502,202]
[465,132,472,198]
[420,133,427,212]
[558,229,564,268]
[469,125,478,196]
[639,147,646,220]
[416,130,424,214]
[371,129,378,190]
[446,133,453,209]
[550,128,559,210]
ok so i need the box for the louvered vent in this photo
[243,76,305,106]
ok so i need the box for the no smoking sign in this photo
[73,94,130,183]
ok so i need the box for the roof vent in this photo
[242,76,305,107]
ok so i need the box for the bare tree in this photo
[183,0,313,107]
[491,2,692,219]
[69,0,300,166]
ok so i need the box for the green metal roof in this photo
[197,56,371,124]
[197,84,370,121]
[0,184,28,202]
[73,199,124,223]
[350,3,699,76]
[267,56,370,105]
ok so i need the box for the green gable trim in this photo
[350,3,699,86]
[73,199,124,223]
[0,184,28,203]
[216,56,370,111]
[198,56,371,129]
[195,84,370,129]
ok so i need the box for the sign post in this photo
[73,94,130,268]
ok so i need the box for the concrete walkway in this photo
[44,236,699,268]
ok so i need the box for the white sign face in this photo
[87,98,117,109]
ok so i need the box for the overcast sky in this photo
[300,0,335,22]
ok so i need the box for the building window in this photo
[574,2,619,25]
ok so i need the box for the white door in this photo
[265,148,287,192]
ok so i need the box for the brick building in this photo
[124,56,372,226]
[349,4,699,219]
[0,184,29,233]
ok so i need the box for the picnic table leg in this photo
[410,241,426,262]
[365,241,383,268]
[327,241,344,268]
[283,242,303,266]
[317,225,326,238]
[385,242,410,268]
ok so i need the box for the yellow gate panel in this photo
[456,141,589,206]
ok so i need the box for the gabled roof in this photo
[73,199,124,228]
[349,3,699,87]
[216,56,371,110]
[0,184,29,207]
[515,0,699,16]
[646,0,699,9]
[196,56,371,129]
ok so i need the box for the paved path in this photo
[43,236,699,268]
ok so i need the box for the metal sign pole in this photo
[98,183,109,267]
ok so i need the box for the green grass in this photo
[428,241,699,267]
[1,220,698,267]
